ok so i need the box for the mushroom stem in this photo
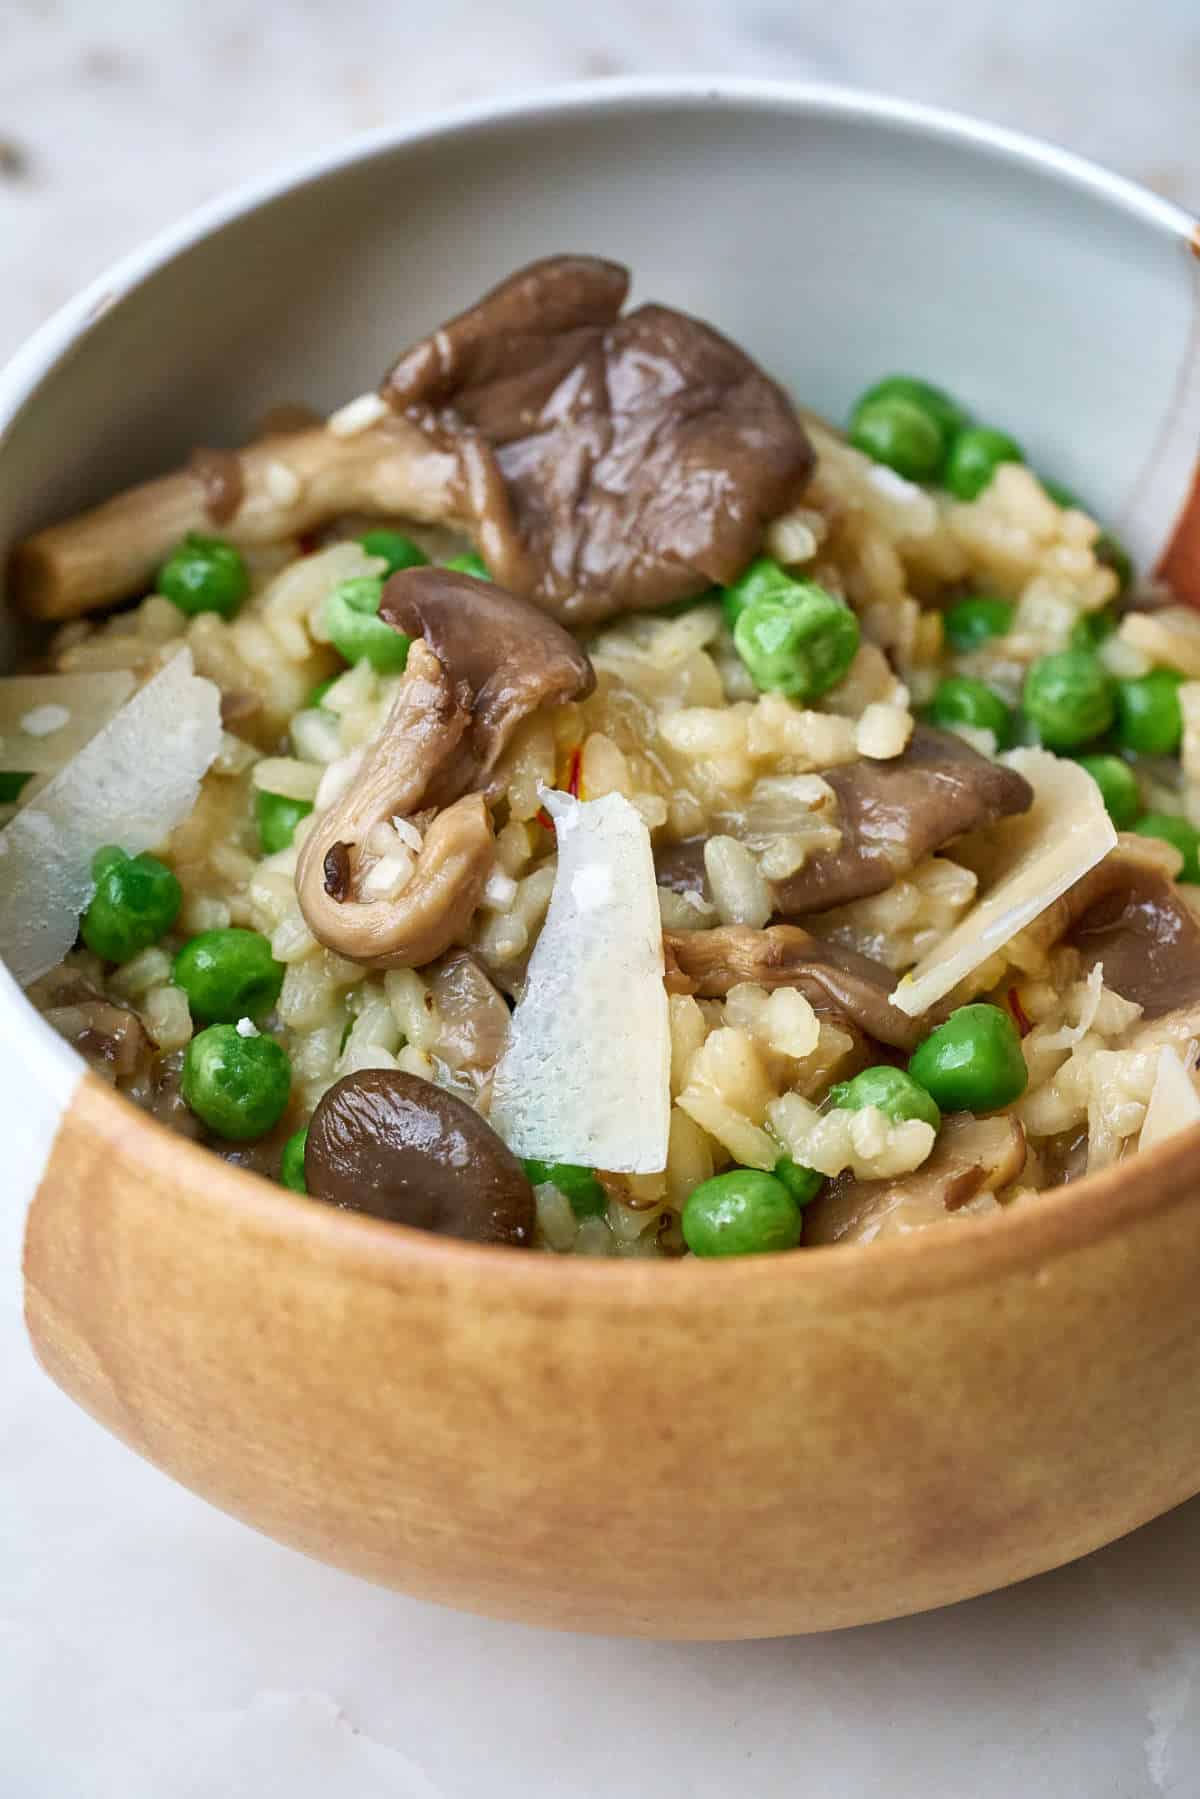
[300,791,496,970]
[12,418,468,621]
[295,639,496,969]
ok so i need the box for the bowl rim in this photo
[6,76,1200,1298]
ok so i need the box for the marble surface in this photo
[5,4,1200,1795]
[1,0,1199,362]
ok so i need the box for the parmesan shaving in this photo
[891,750,1116,1018]
[1138,1044,1200,1152]
[489,790,670,1174]
[0,671,135,781]
[0,649,222,986]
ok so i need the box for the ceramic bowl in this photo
[5,81,1200,1640]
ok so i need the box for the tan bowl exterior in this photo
[23,1072,1200,1638]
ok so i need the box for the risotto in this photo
[5,253,1200,1257]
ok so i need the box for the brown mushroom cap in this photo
[1064,838,1200,1019]
[772,727,1035,916]
[805,1113,1027,1246]
[378,566,595,802]
[305,1068,536,1246]
[382,254,815,625]
[664,923,924,1051]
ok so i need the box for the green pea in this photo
[926,676,1012,744]
[851,375,969,443]
[173,927,284,1024]
[828,1064,941,1130]
[1075,754,1142,830]
[943,426,1025,501]
[182,1024,291,1141]
[442,552,491,581]
[255,788,313,856]
[280,1127,308,1193]
[1021,650,1115,750]
[733,581,859,700]
[157,532,249,618]
[1069,609,1117,653]
[682,1169,803,1257]
[849,396,946,482]
[1113,669,1184,756]
[306,675,338,710]
[359,529,428,575]
[324,576,411,673]
[0,771,33,804]
[720,556,796,631]
[522,1159,608,1218]
[944,595,1014,652]
[908,1003,1029,1112]
[773,1156,823,1207]
[80,845,182,964]
[1134,813,1200,884]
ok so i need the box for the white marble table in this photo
[4,4,1200,1794]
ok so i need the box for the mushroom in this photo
[772,727,1034,916]
[426,951,512,1075]
[295,572,594,970]
[14,255,814,627]
[1064,838,1200,1020]
[383,254,815,625]
[12,415,467,621]
[664,923,925,1052]
[804,1113,1027,1246]
[304,1067,536,1246]
[378,565,595,803]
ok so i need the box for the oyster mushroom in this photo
[383,254,815,624]
[12,414,466,621]
[15,255,813,627]
[805,1113,1027,1246]
[296,572,593,970]
[378,565,594,803]
[664,923,925,1052]
[772,727,1034,916]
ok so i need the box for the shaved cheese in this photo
[489,790,670,1174]
[0,649,221,986]
[1139,1045,1200,1151]
[891,750,1116,1018]
[0,671,135,785]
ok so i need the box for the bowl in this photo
[5,80,1200,1640]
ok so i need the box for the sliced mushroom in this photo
[427,950,512,1074]
[654,838,710,900]
[773,727,1034,916]
[1063,838,1200,1019]
[378,566,594,802]
[28,970,151,1084]
[12,416,466,621]
[664,923,925,1051]
[305,1067,535,1245]
[382,254,815,624]
[804,1114,1027,1246]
